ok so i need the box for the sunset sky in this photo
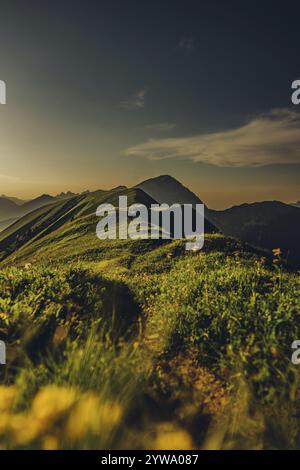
[0,0,299,208]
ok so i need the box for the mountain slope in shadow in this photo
[136,175,202,205]
[0,195,27,205]
[207,201,300,267]
[0,197,20,220]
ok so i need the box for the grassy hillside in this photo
[0,188,299,450]
[0,194,61,229]
[0,187,158,266]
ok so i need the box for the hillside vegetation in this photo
[0,186,299,449]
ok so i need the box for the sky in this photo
[0,0,299,209]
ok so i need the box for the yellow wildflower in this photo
[31,386,77,428]
[42,435,59,450]
[66,394,123,443]
[155,423,194,450]
[0,386,16,412]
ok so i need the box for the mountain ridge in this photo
[0,186,159,265]
[1,175,299,267]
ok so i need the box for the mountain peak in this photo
[139,174,181,185]
[136,174,203,206]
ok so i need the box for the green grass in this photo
[0,189,299,450]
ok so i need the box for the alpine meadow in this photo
[0,176,299,450]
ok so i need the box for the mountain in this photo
[137,175,217,233]
[0,195,27,205]
[0,196,20,220]
[207,201,300,266]
[1,177,210,235]
[1,177,298,267]
[20,194,56,213]
[110,185,127,192]
[137,175,202,206]
[291,201,300,208]
[0,194,69,232]
[55,191,78,200]
[0,186,158,265]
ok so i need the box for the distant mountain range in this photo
[0,192,78,232]
[207,201,300,267]
[0,176,299,266]
[0,195,27,205]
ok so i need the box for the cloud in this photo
[120,88,148,110]
[178,36,195,52]
[124,109,300,167]
[145,122,176,131]
[0,174,19,181]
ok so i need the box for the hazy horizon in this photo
[1,172,299,211]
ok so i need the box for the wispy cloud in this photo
[0,174,19,181]
[178,36,195,52]
[124,109,300,168]
[120,88,148,110]
[145,122,176,131]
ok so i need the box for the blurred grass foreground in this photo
[0,234,300,449]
